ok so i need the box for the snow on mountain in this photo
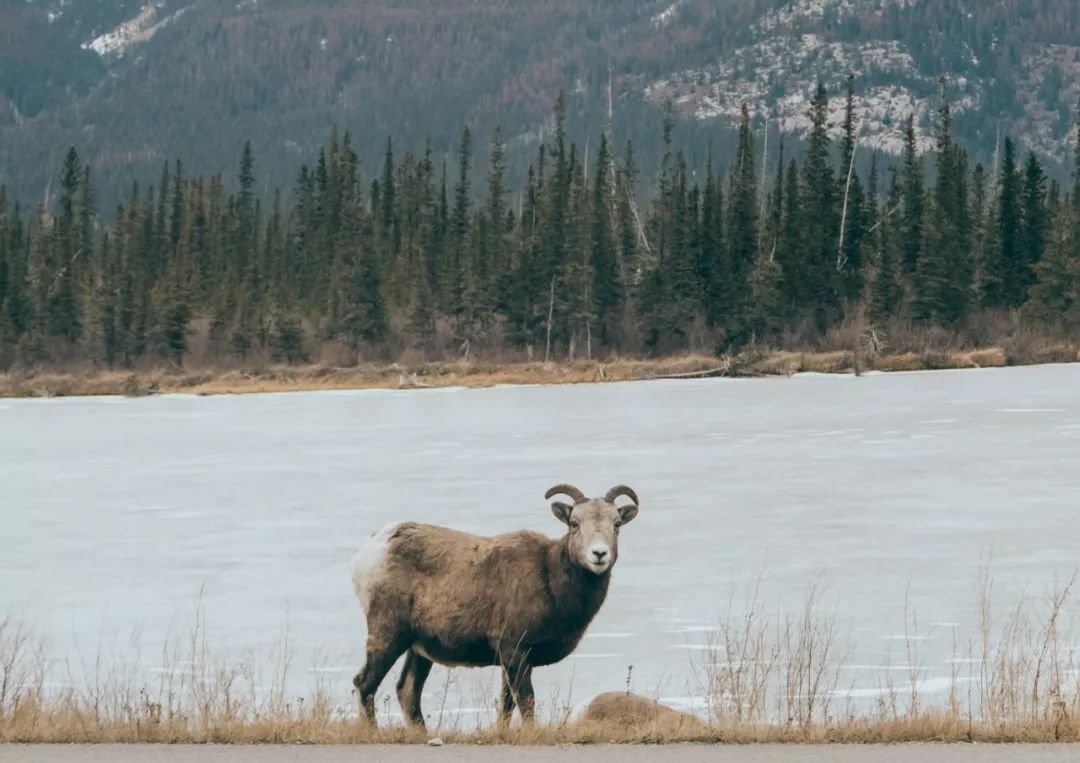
[639,0,1019,157]
[754,0,916,35]
[651,0,688,29]
[83,2,187,57]
[646,36,957,154]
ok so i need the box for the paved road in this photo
[3,746,1079,762]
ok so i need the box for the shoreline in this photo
[1,345,1077,399]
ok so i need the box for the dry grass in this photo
[0,356,727,398]
[4,569,1080,744]
[1,343,1075,399]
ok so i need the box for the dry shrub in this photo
[960,348,1008,368]
[433,317,458,358]
[799,351,852,373]
[964,309,1019,349]
[182,319,213,367]
[873,352,924,372]
[396,348,427,369]
[317,341,356,368]
[1002,332,1079,366]
[693,581,849,730]
[819,318,864,353]
[749,351,851,375]
[747,351,801,377]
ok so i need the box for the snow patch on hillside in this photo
[756,0,916,34]
[652,0,688,28]
[644,0,981,156]
[84,2,188,57]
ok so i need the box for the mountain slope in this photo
[2,0,704,204]
[0,0,104,119]
[1,0,1078,205]
[647,0,1080,161]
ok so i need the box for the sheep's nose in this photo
[591,548,608,562]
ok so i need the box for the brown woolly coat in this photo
[368,522,610,667]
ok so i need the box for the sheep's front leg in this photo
[499,662,535,724]
[498,671,516,724]
[396,649,433,729]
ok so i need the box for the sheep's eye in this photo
[569,520,580,531]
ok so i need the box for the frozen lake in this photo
[3,364,1080,722]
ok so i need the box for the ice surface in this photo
[2,364,1080,720]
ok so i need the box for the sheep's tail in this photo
[351,522,401,612]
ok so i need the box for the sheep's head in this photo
[546,484,639,575]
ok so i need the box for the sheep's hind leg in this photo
[354,636,410,726]
[499,662,535,724]
[396,648,433,729]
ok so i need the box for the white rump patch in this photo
[351,522,400,614]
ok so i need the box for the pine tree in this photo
[1018,151,1048,302]
[985,137,1022,308]
[48,147,84,343]
[870,167,903,327]
[564,148,594,358]
[746,249,783,341]
[154,161,170,281]
[616,140,641,295]
[666,151,699,347]
[590,132,622,348]
[900,115,925,287]
[379,136,397,264]
[1024,122,1080,329]
[1024,203,1080,329]
[0,296,15,369]
[777,159,801,316]
[483,128,509,309]
[640,108,700,354]
[232,140,258,297]
[698,151,726,328]
[448,127,472,316]
[271,311,307,364]
[799,83,840,331]
[170,160,184,248]
[153,266,191,365]
[970,163,991,296]
[914,102,971,326]
[725,104,758,338]
[330,247,387,352]
[837,74,866,303]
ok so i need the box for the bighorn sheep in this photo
[350,484,640,728]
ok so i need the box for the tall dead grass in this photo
[685,568,1080,743]
[3,568,1080,744]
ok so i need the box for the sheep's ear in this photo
[551,501,574,525]
[617,504,639,525]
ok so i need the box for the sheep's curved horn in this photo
[545,484,586,504]
[605,485,639,506]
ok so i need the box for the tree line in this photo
[1,81,1079,371]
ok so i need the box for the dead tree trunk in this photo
[544,275,556,363]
